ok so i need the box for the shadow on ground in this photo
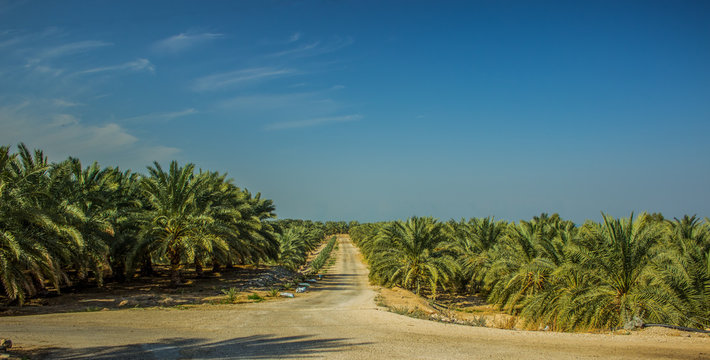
[1,266,299,317]
[23,334,370,359]
[306,274,358,291]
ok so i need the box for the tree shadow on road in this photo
[308,273,360,291]
[21,334,371,359]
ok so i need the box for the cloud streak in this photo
[265,114,362,130]
[76,58,155,75]
[288,32,302,42]
[153,31,223,53]
[53,99,81,107]
[40,40,111,59]
[268,42,320,57]
[0,32,30,48]
[267,36,353,58]
[122,108,198,122]
[192,67,295,92]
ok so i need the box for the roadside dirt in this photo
[0,264,302,317]
[1,235,709,359]
[0,238,343,317]
[377,281,710,337]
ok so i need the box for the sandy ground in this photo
[1,235,709,359]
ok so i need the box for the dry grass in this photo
[376,286,529,330]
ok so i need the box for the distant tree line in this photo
[350,213,710,331]
[0,144,345,305]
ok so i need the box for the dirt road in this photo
[1,236,708,359]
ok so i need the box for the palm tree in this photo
[140,161,211,286]
[0,144,83,303]
[195,172,280,273]
[1,145,53,304]
[276,226,309,271]
[515,226,591,331]
[369,217,458,298]
[485,220,557,312]
[652,215,710,328]
[570,213,671,329]
[105,169,144,281]
[443,217,507,293]
[50,158,116,285]
[349,223,383,261]
[232,190,279,265]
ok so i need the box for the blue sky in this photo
[1,0,709,223]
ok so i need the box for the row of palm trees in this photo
[350,214,710,331]
[0,144,325,305]
[273,223,327,271]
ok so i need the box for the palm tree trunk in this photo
[170,260,181,287]
[111,260,126,282]
[32,275,47,295]
[195,259,204,278]
[169,252,182,286]
[140,257,154,276]
[211,260,222,273]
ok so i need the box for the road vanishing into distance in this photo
[1,236,708,359]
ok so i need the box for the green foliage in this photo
[324,221,353,235]
[274,222,325,271]
[221,287,239,303]
[247,293,264,302]
[310,236,337,273]
[442,217,507,293]
[364,217,459,298]
[352,212,710,331]
[0,144,279,304]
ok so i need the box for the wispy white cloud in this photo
[27,63,64,77]
[216,87,349,124]
[0,0,28,15]
[0,32,28,48]
[265,114,362,131]
[53,99,81,107]
[0,99,179,169]
[192,67,295,92]
[10,39,110,78]
[288,32,302,42]
[267,36,353,58]
[76,58,155,75]
[153,30,223,53]
[122,108,198,122]
[219,92,314,109]
[39,40,111,59]
[0,27,62,49]
[268,42,320,57]
[218,91,341,115]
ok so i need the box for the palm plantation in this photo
[2,143,708,333]
[0,144,329,303]
[352,213,710,331]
